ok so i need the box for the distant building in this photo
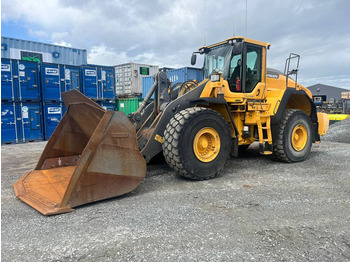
[1,36,87,66]
[307,84,349,103]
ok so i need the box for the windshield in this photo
[204,44,233,79]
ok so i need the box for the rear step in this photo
[14,90,146,215]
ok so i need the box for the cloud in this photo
[2,0,350,89]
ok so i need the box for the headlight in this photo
[210,74,220,82]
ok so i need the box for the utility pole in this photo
[245,0,248,36]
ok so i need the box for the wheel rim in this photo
[291,124,308,151]
[193,127,221,162]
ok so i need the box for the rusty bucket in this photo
[14,90,146,215]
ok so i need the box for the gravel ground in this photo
[323,118,350,144]
[2,139,350,261]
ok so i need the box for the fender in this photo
[271,88,320,142]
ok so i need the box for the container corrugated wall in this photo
[1,58,41,101]
[117,98,142,115]
[142,67,204,98]
[1,36,87,66]
[1,101,44,144]
[42,102,66,140]
[81,65,116,101]
[166,67,204,85]
[115,63,159,96]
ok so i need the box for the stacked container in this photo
[40,63,80,140]
[1,58,43,144]
[115,63,159,96]
[81,65,115,101]
[142,67,204,98]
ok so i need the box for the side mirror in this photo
[191,53,197,65]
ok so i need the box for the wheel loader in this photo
[14,36,329,215]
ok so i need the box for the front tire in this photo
[272,109,313,162]
[163,107,231,180]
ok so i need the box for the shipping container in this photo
[1,59,17,101]
[17,102,43,142]
[115,63,159,96]
[167,67,204,85]
[41,63,64,101]
[141,67,203,98]
[142,76,155,99]
[1,36,87,66]
[17,60,41,101]
[81,65,116,100]
[42,102,66,140]
[41,63,81,101]
[99,101,116,111]
[117,98,142,116]
[1,102,19,143]
[61,65,81,92]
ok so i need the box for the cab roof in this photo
[199,36,271,50]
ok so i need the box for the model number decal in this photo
[85,69,96,77]
[45,68,59,76]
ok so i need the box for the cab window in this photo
[245,45,262,93]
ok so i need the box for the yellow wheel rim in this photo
[291,124,308,151]
[193,127,221,162]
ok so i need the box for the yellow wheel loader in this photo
[14,37,329,215]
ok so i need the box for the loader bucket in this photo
[14,90,146,215]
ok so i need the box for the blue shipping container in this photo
[2,59,41,101]
[1,102,19,143]
[17,102,43,142]
[41,63,82,101]
[167,67,204,85]
[142,76,155,99]
[17,60,41,101]
[41,63,63,101]
[81,65,115,100]
[99,101,116,111]
[1,59,17,101]
[142,67,204,98]
[42,102,66,140]
[1,102,43,143]
[62,65,81,92]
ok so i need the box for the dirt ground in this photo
[1,139,350,261]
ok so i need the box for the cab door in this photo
[243,44,263,94]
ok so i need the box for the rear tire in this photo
[163,107,231,180]
[272,109,313,162]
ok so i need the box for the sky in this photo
[1,0,350,89]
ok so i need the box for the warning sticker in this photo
[65,69,71,80]
[22,106,29,118]
[19,71,25,77]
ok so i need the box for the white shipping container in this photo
[114,62,159,96]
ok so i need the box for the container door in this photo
[1,103,18,143]
[1,60,16,100]
[101,69,115,100]
[42,65,61,101]
[64,67,80,92]
[44,103,63,140]
[18,62,40,101]
[82,67,98,99]
[20,103,42,141]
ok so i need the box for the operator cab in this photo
[191,37,269,94]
